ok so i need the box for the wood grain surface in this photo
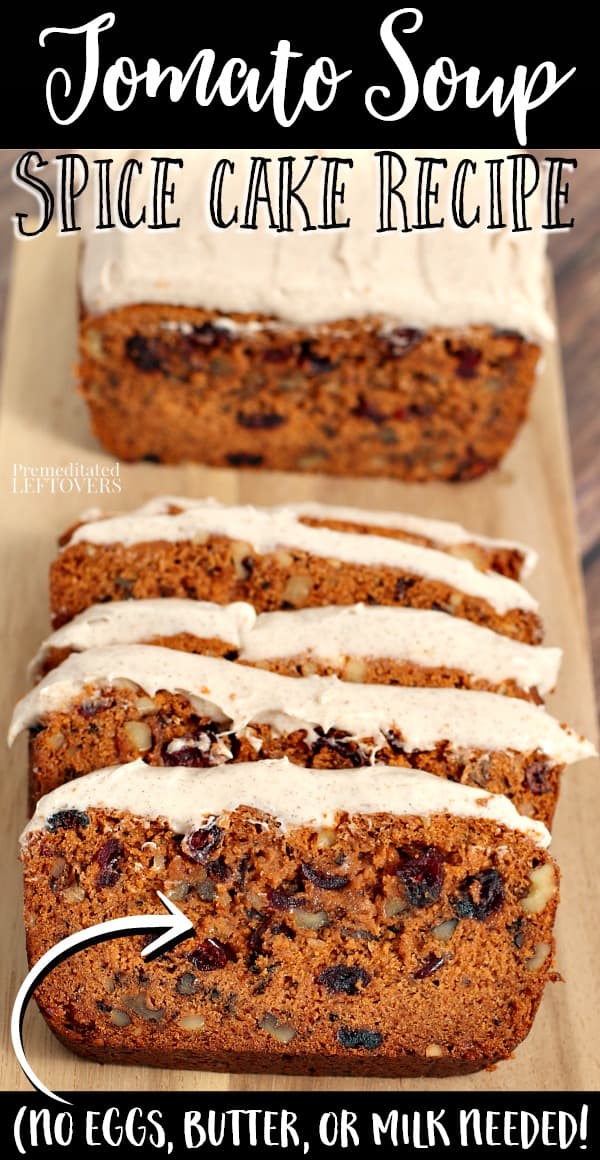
[0,206,598,1093]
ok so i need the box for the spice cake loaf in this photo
[78,150,551,480]
[30,599,562,704]
[50,500,543,641]
[22,759,558,1076]
[10,646,594,822]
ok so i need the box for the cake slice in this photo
[239,606,560,701]
[30,599,562,704]
[22,759,557,1077]
[10,646,594,823]
[50,501,542,641]
[30,599,256,680]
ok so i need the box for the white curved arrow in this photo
[12,891,195,1105]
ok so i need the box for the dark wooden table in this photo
[1,148,598,707]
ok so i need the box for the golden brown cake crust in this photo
[22,806,558,1076]
[78,306,539,481]
[28,685,561,825]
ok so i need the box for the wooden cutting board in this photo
[0,232,598,1094]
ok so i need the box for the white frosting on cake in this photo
[79,149,553,341]
[9,644,595,764]
[64,503,538,616]
[279,501,538,578]
[21,758,551,848]
[124,494,538,578]
[30,599,561,695]
[29,599,256,675]
[244,606,561,694]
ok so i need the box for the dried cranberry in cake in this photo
[125,336,163,371]
[94,838,124,887]
[188,938,235,972]
[45,809,90,833]
[445,341,482,379]
[162,728,227,767]
[301,863,350,891]
[182,823,223,864]
[336,1026,383,1050]
[316,965,371,995]
[266,883,306,911]
[396,846,445,908]
[524,760,552,795]
[163,742,210,767]
[452,868,504,921]
[412,952,445,980]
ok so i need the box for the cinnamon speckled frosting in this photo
[80,150,554,342]
[21,758,551,848]
[30,599,562,696]
[75,493,538,576]
[9,644,595,764]
[64,501,539,617]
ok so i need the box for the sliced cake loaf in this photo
[22,759,557,1076]
[78,150,549,480]
[50,501,542,641]
[238,606,560,701]
[10,646,594,823]
[30,599,561,704]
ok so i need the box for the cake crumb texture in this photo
[79,309,540,480]
[22,800,558,1076]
